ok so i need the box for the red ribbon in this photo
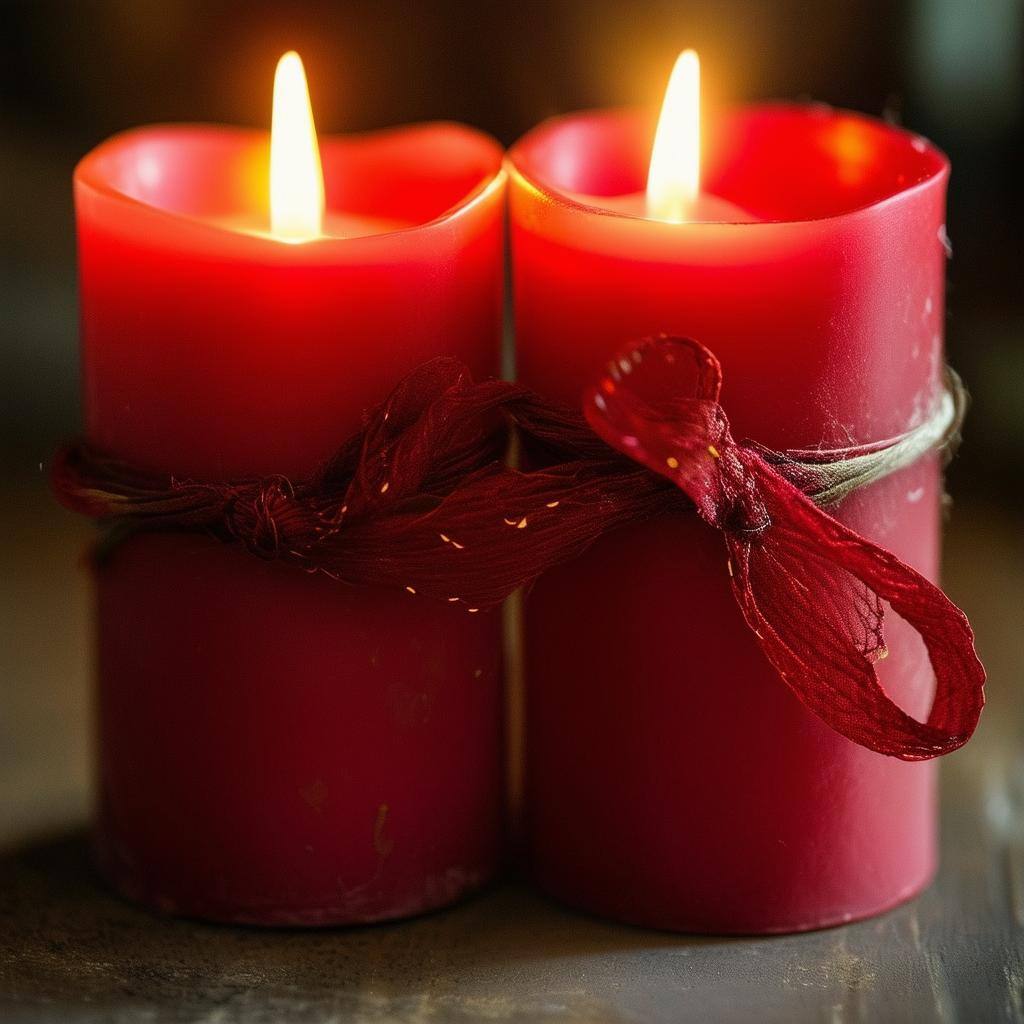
[53,336,985,760]
[583,336,984,760]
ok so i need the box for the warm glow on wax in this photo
[646,49,701,223]
[270,51,325,241]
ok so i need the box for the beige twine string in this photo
[762,368,968,508]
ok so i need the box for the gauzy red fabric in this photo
[53,337,984,760]
[583,337,984,760]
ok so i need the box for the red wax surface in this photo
[75,122,506,924]
[509,104,950,933]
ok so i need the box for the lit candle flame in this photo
[270,51,325,241]
[646,49,701,223]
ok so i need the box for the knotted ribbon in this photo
[53,336,985,760]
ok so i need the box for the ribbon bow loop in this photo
[585,334,985,759]
[584,337,738,528]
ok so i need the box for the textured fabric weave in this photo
[53,337,985,759]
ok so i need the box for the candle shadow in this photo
[0,828,754,1019]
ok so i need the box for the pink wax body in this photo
[509,105,950,933]
[75,122,506,925]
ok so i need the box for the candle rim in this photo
[506,101,950,228]
[74,120,506,248]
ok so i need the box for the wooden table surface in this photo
[2,478,1022,1023]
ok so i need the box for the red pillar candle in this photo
[74,55,506,925]
[509,90,950,931]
